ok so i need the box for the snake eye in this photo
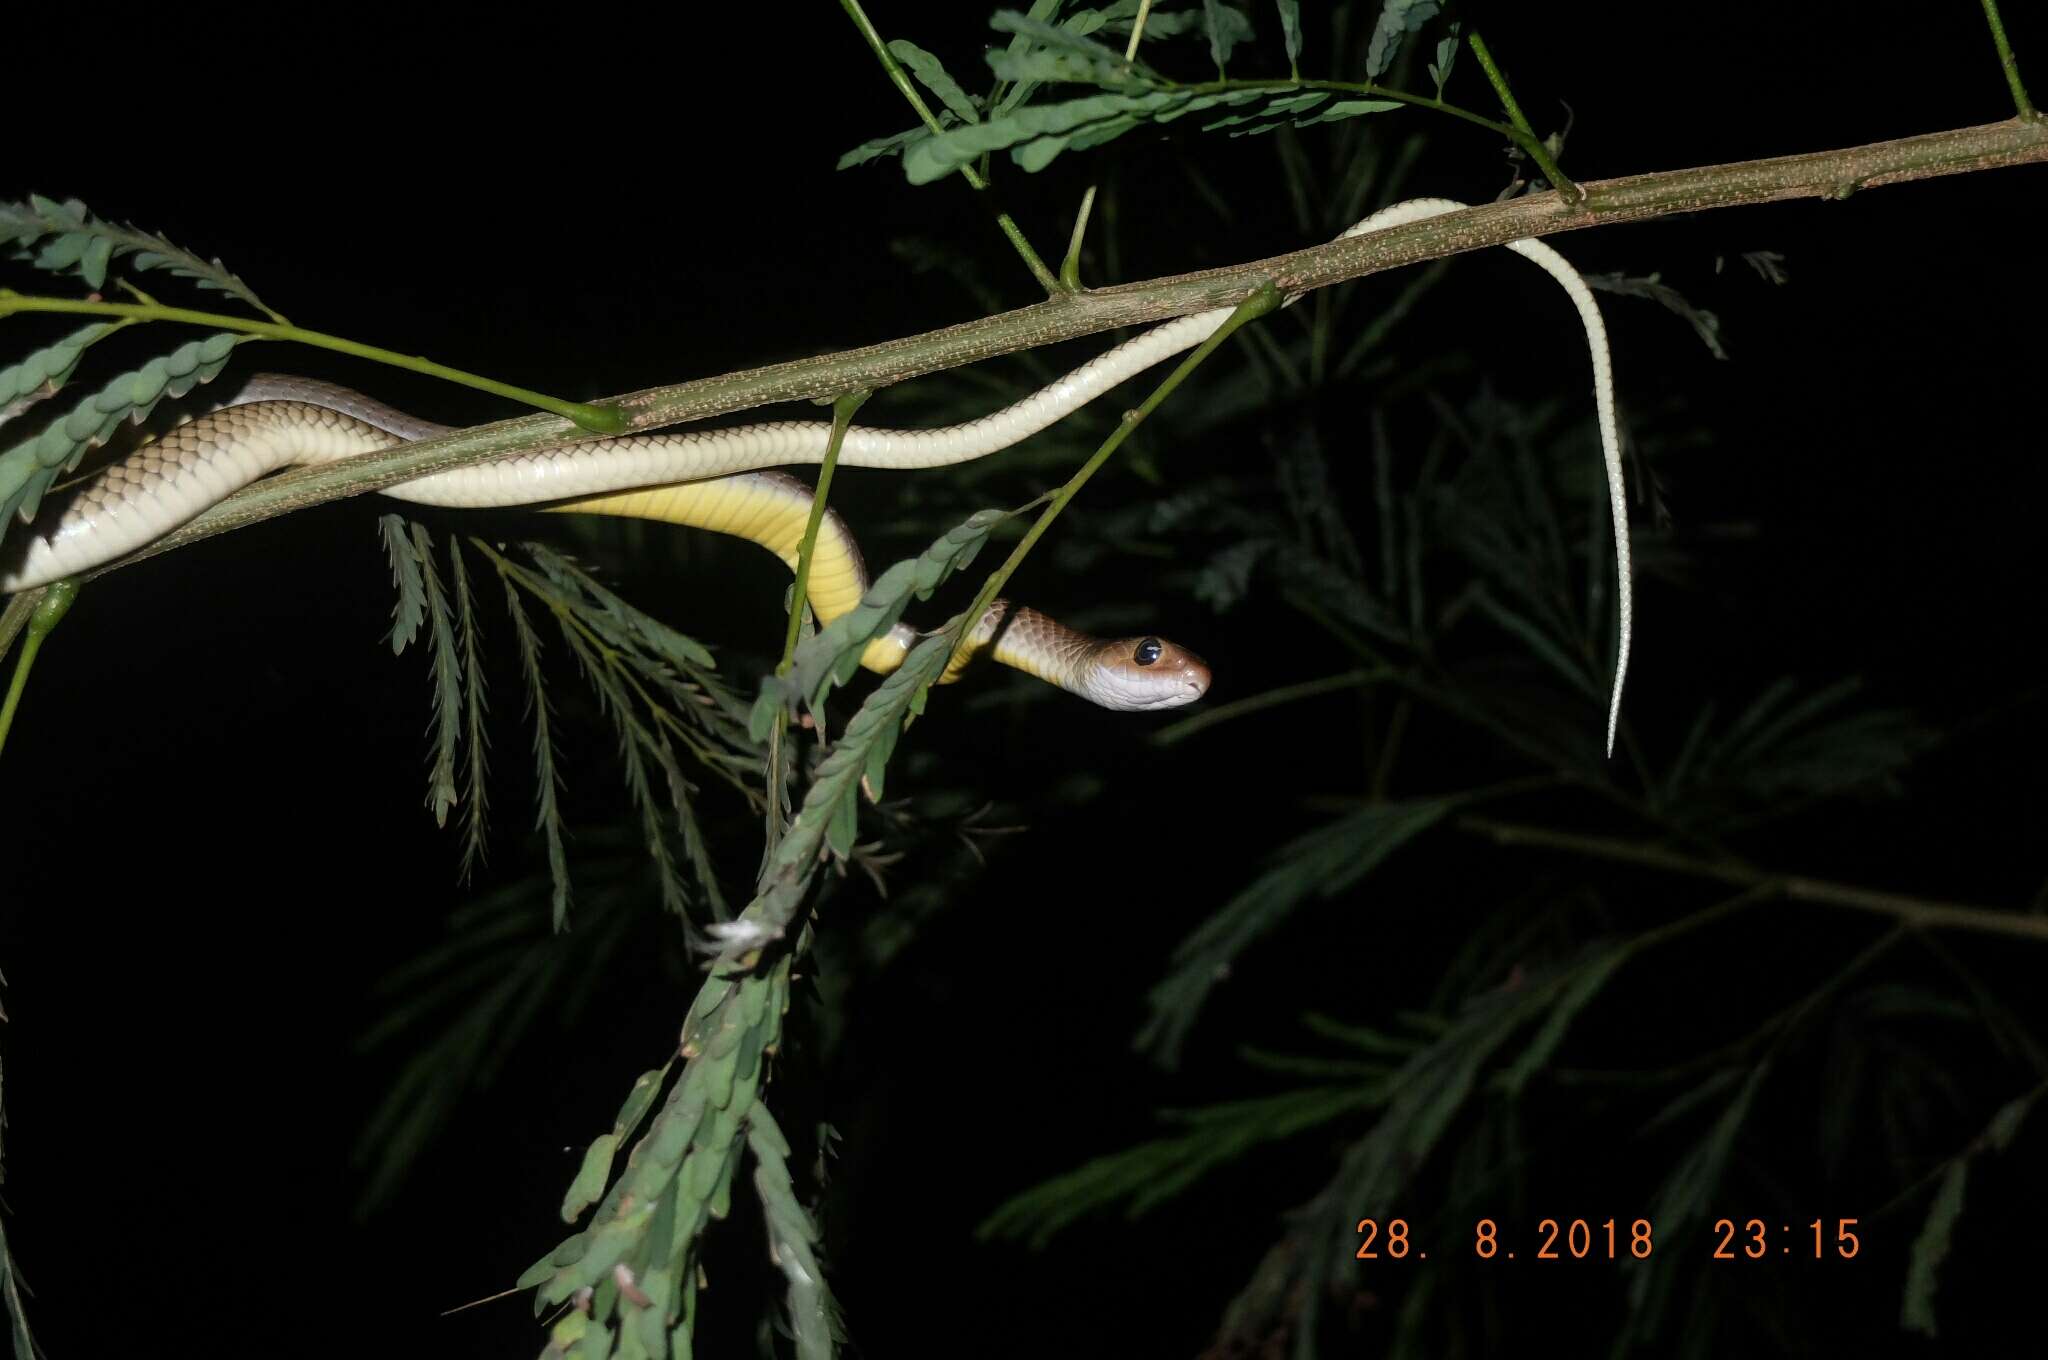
[1134,637,1163,666]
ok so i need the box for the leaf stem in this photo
[1060,188,1098,292]
[0,292,625,432]
[839,0,1066,294]
[1059,0,1157,288]
[1175,75,1523,142]
[1151,667,1389,745]
[779,392,868,671]
[1979,0,2037,118]
[0,579,77,760]
[1464,31,1579,199]
[948,283,1284,673]
[1458,815,2048,942]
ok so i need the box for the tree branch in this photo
[1458,815,2048,943]
[94,116,2046,579]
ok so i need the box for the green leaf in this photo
[449,541,492,880]
[1,195,272,310]
[1428,21,1461,98]
[756,504,1012,729]
[412,522,464,829]
[835,125,936,171]
[1366,0,1441,81]
[888,39,982,123]
[1467,583,1598,696]
[980,1083,1382,1247]
[0,322,111,423]
[1275,1,1301,66]
[498,575,572,927]
[378,516,428,654]
[1627,1061,1770,1324]
[1587,270,1728,360]
[0,332,239,531]
[562,1134,621,1224]
[986,45,1145,89]
[1201,1,1255,70]
[729,632,957,958]
[1294,97,1402,127]
[904,90,1180,184]
[990,9,1136,68]
[1098,0,1205,39]
[1501,946,1628,1093]
[1902,1088,2041,1337]
[614,1064,675,1141]
[1139,800,1449,1063]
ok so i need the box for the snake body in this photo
[0,200,1628,732]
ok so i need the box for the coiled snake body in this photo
[0,200,1629,733]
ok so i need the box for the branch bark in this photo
[106,116,2046,577]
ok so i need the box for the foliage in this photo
[837,1,1467,186]
[4,3,2042,1358]
[829,12,2035,1358]
[380,524,760,933]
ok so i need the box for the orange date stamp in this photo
[1354,1217,1861,1262]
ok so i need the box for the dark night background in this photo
[2,4,2043,1357]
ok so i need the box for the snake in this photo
[0,199,1628,734]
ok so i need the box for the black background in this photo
[3,4,2043,1357]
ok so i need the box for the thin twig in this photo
[779,392,868,670]
[839,0,1065,294]
[1458,815,2048,942]
[1060,0,1156,288]
[0,294,623,432]
[0,580,76,759]
[947,284,1285,673]
[1979,0,2037,118]
[59,118,2048,577]
[1151,667,1389,745]
[1465,30,1578,198]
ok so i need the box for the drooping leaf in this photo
[0,323,112,429]
[1200,1,1255,70]
[412,521,464,829]
[1587,270,1729,360]
[888,39,982,123]
[835,124,939,171]
[754,503,1014,732]
[1139,799,1450,1063]
[449,539,492,878]
[1902,1088,2040,1337]
[499,573,572,927]
[1275,0,1302,68]
[980,1083,1384,1247]
[1365,0,1442,81]
[378,514,429,655]
[1428,21,1461,97]
[1294,97,1402,127]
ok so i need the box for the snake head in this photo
[1085,634,1211,712]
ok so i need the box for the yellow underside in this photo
[546,476,977,679]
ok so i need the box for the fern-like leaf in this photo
[1,195,275,313]
[0,322,113,430]
[412,522,465,829]
[0,333,239,529]
[1139,799,1449,1064]
[450,538,492,876]
[500,574,573,926]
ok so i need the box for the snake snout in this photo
[1082,635,1211,711]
